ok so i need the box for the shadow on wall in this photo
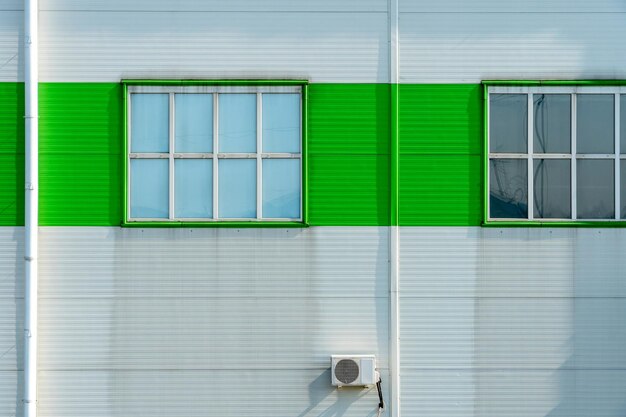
[477,228,626,417]
[299,369,382,417]
[13,228,24,417]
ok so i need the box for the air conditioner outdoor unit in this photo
[331,355,378,387]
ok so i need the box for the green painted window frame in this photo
[121,80,309,228]
[482,80,626,227]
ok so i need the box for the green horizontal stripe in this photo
[0,82,484,226]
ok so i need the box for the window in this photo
[126,85,303,223]
[487,85,626,222]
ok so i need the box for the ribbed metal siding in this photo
[38,227,389,298]
[0,228,23,417]
[0,12,22,82]
[400,227,626,417]
[400,0,626,12]
[37,227,389,417]
[399,13,626,83]
[38,297,389,370]
[38,369,389,417]
[0,2,21,10]
[38,11,388,82]
[40,0,387,12]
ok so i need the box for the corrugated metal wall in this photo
[0,229,23,417]
[36,227,390,417]
[398,0,626,83]
[0,0,625,416]
[0,4,21,83]
[401,227,626,417]
[36,1,388,83]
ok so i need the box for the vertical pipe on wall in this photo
[389,0,400,415]
[24,0,39,417]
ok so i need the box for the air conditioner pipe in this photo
[24,0,39,416]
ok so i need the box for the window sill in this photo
[482,220,626,228]
[121,220,308,228]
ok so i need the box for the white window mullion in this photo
[169,93,175,220]
[616,93,621,219]
[213,93,219,219]
[256,92,263,219]
[571,94,577,220]
[527,93,534,220]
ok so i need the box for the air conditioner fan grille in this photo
[335,359,359,384]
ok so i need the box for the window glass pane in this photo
[130,159,168,218]
[489,94,527,153]
[131,94,169,153]
[175,159,213,218]
[533,159,571,219]
[489,159,528,218]
[262,94,300,153]
[577,94,614,154]
[622,160,626,219]
[175,94,213,153]
[577,159,614,219]
[218,94,256,152]
[533,94,571,153]
[218,159,256,218]
[621,95,626,154]
[262,159,300,219]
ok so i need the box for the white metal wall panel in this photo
[0,229,23,417]
[0,12,22,82]
[400,0,626,12]
[401,298,572,370]
[573,229,626,297]
[37,227,388,417]
[0,298,22,372]
[402,369,626,417]
[40,0,387,12]
[38,297,388,370]
[0,228,23,373]
[399,13,626,83]
[38,369,389,417]
[0,371,21,417]
[38,227,388,298]
[400,227,626,417]
[0,2,21,11]
[38,11,388,82]
[0,228,23,298]
[401,227,626,298]
[573,299,626,369]
[400,227,575,298]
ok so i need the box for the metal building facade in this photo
[1,0,626,416]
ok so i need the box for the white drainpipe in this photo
[389,0,400,415]
[24,0,38,416]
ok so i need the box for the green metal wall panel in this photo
[308,155,390,226]
[0,82,485,226]
[0,154,24,226]
[0,83,24,154]
[309,84,390,155]
[307,84,391,225]
[397,84,482,225]
[39,154,122,226]
[399,155,482,226]
[40,83,123,155]
[399,84,482,155]
[39,83,123,225]
[0,83,24,225]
